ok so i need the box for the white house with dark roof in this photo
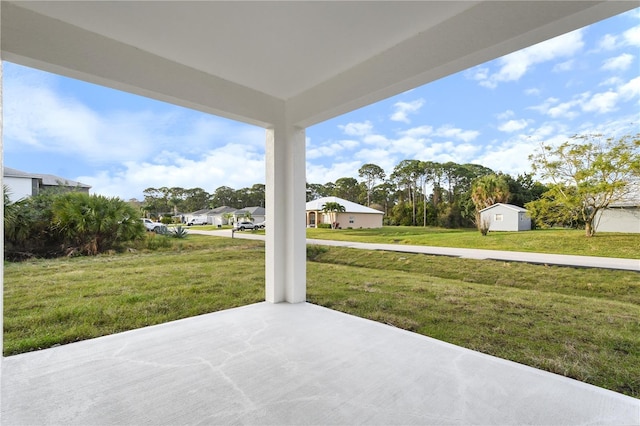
[595,201,640,234]
[3,167,91,202]
[479,203,531,232]
[306,196,384,229]
[233,206,266,224]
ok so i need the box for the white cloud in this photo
[472,29,584,88]
[498,119,529,133]
[390,99,425,123]
[497,110,515,120]
[581,91,619,114]
[307,139,360,160]
[80,143,266,199]
[399,125,433,138]
[4,66,265,168]
[524,88,541,96]
[530,75,640,120]
[433,125,480,143]
[620,76,640,100]
[623,25,640,47]
[547,101,581,120]
[597,33,618,51]
[339,121,373,136]
[601,53,634,71]
[306,160,363,185]
[599,76,624,87]
[552,59,574,72]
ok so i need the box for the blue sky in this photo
[3,8,639,201]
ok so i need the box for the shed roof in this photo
[306,197,384,215]
[479,203,528,213]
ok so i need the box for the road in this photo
[188,229,640,272]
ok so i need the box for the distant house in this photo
[183,205,266,226]
[3,167,91,202]
[233,206,266,224]
[479,203,531,232]
[184,206,237,226]
[306,196,384,229]
[595,201,640,234]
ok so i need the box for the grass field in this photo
[4,234,639,397]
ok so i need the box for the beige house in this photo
[306,196,383,229]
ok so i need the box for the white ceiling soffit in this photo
[1,1,636,128]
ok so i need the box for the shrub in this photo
[171,225,189,239]
[145,233,172,250]
[307,245,328,261]
[478,217,491,236]
[5,193,63,260]
[317,223,332,229]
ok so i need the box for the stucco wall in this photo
[4,176,35,202]
[596,208,640,233]
[335,212,383,229]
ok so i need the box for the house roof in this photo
[238,206,266,216]
[210,206,237,214]
[306,197,384,215]
[608,201,640,208]
[479,203,528,213]
[3,166,91,189]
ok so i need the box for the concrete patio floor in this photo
[2,302,638,425]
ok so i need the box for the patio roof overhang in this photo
[1,1,635,128]
[1,1,636,303]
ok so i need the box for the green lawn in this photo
[4,234,640,397]
[306,227,640,259]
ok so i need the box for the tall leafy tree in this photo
[183,188,211,212]
[211,186,238,208]
[391,160,423,225]
[527,133,640,237]
[333,177,362,202]
[358,163,386,206]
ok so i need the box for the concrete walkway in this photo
[190,229,640,272]
[3,302,639,425]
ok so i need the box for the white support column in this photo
[265,122,306,303]
[1,12,5,355]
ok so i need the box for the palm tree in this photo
[52,192,145,255]
[222,212,234,226]
[321,201,346,229]
[471,174,510,226]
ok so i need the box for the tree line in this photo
[138,132,638,236]
[5,133,635,260]
[139,162,548,229]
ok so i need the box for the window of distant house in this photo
[495,214,503,221]
[519,213,525,221]
[349,216,355,224]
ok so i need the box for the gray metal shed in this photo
[479,203,531,232]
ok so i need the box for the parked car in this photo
[254,221,266,229]
[187,217,208,226]
[234,221,256,231]
[140,218,167,233]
